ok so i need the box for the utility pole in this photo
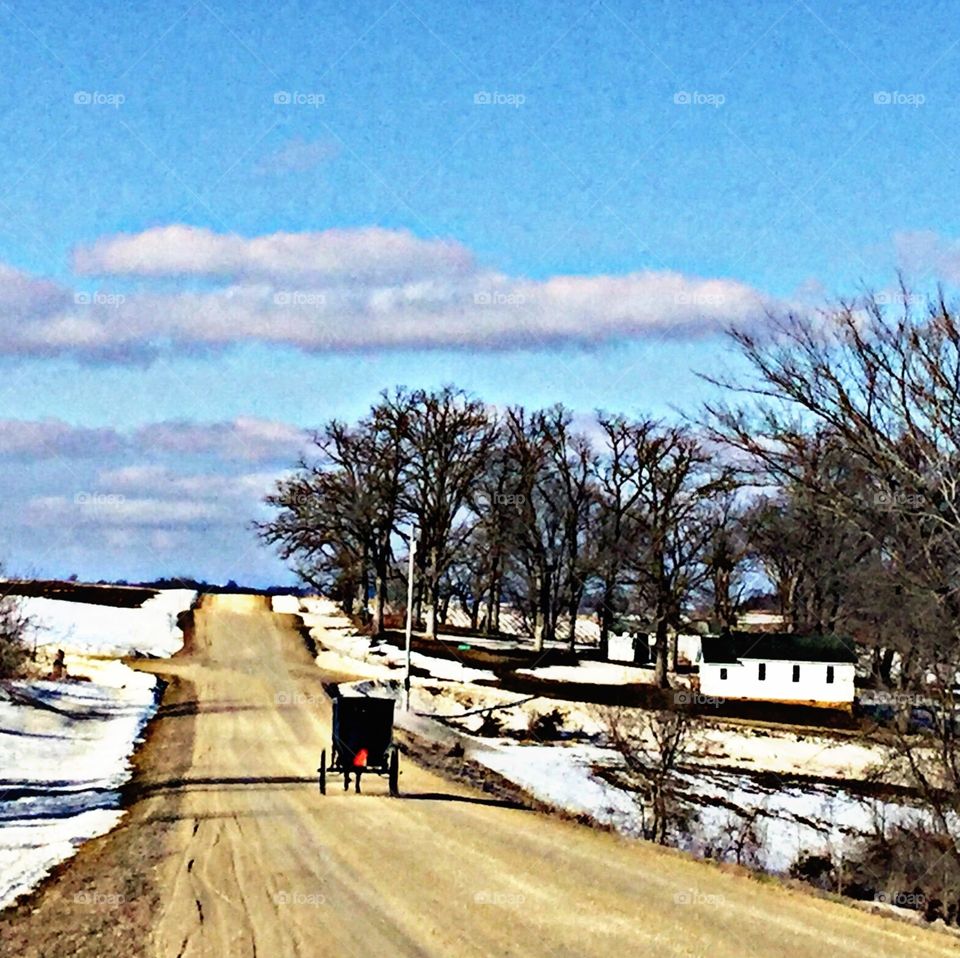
[403,523,417,711]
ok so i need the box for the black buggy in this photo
[318,692,400,796]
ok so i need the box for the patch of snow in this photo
[470,739,921,875]
[0,591,195,910]
[270,595,302,616]
[24,590,197,658]
[0,665,160,909]
[515,662,657,686]
[282,598,499,684]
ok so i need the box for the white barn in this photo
[699,632,856,709]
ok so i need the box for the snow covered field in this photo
[476,741,919,874]
[24,589,196,658]
[0,589,195,910]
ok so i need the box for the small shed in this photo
[699,632,856,708]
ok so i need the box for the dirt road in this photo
[6,594,960,957]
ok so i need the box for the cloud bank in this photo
[0,415,309,584]
[0,225,773,362]
[0,416,309,463]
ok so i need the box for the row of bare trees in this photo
[259,387,752,685]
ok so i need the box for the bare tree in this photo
[399,387,497,638]
[0,577,31,678]
[602,706,697,844]
[592,414,648,657]
[259,394,411,634]
[500,406,595,650]
[627,423,735,686]
[705,287,960,864]
[540,407,597,649]
[699,491,750,633]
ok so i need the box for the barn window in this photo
[720,667,728,680]
[758,663,766,681]
[792,664,800,682]
[826,665,835,684]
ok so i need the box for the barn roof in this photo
[700,632,857,665]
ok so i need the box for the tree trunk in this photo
[424,545,440,638]
[439,592,451,626]
[879,647,895,686]
[599,580,615,660]
[567,590,582,653]
[356,556,370,625]
[654,618,670,688]
[371,564,388,636]
[533,566,548,651]
[483,558,500,637]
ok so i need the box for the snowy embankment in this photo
[272,596,499,683]
[0,589,196,910]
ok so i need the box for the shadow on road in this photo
[156,701,272,719]
[127,775,318,800]
[124,775,528,811]
[400,791,527,810]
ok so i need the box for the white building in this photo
[699,632,856,709]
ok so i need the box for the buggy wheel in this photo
[319,750,326,794]
[355,771,362,794]
[388,746,400,797]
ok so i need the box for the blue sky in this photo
[0,0,957,583]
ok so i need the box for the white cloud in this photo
[254,136,339,174]
[0,418,122,458]
[0,263,69,318]
[133,417,309,462]
[0,417,308,464]
[96,464,284,502]
[0,225,776,362]
[25,495,227,528]
[72,224,474,284]
[893,230,960,283]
